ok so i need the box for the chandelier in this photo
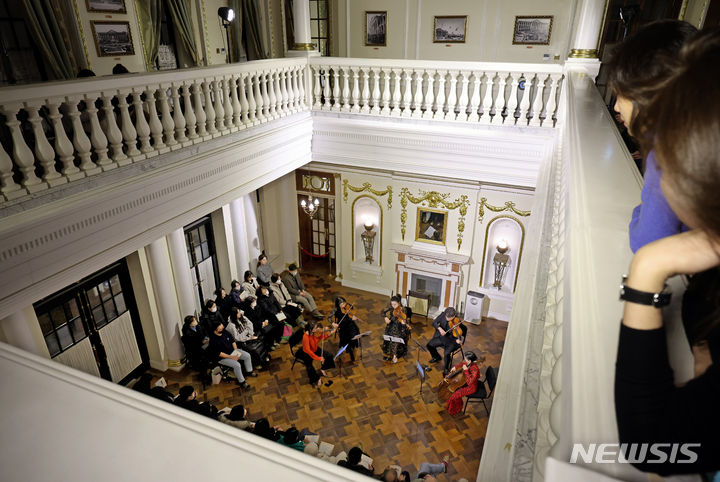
[300,195,320,218]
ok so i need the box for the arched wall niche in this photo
[480,215,525,293]
[351,195,382,266]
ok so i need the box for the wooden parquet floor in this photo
[152,267,507,480]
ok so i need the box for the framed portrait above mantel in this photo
[512,15,553,45]
[433,16,467,43]
[365,11,387,46]
[91,20,135,57]
[86,0,126,14]
[415,207,448,245]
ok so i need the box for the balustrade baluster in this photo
[169,84,188,144]
[203,80,218,134]
[46,101,79,179]
[505,72,520,125]
[331,67,341,112]
[280,69,290,114]
[294,66,304,110]
[480,72,495,124]
[422,71,435,119]
[239,74,252,124]
[299,66,309,109]
[380,68,391,115]
[157,86,178,147]
[340,67,350,112]
[434,70,447,120]
[82,95,111,168]
[529,74,548,127]
[252,73,265,121]
[145,87,167,150]
[66,97,98,174]
[102,92,129,162]
[246,73,258,123]
[446,70,458,120]
[192,83,208,137]
[468,72,481,122]
[25,102,59,185]
[457,71,470,121]
[543,74,562,127]
[389,69,401,117]
[370,68,380,114]
[260,72,271,119]
[0,141,23,199]
[347,67,358,113]
[400,70,412,118]
[411,69,423,119]
[132,90,153,151]
[360,68,370,114]
[312,67,323,109]
[496,72,509,123]
[321,68,331,111]
[212,79,226,131]
[223,77,234,128]
[181,83,198,140]
[117,90,141,157]
[286,68,297,112]
[230,76,243,127]
[1,105,43,190]
[267,71,278,118]
[518,74,534,126]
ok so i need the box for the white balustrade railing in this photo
[0,58,310,202]
[308,58,564,127]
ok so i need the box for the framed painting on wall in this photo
[91,21,135,57]
[433,16,467,43]
[512,16,553,45]
[365,11,387,46]
[86,0,126,14]
[415,207,447,245]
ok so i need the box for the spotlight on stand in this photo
[218,7,235,64]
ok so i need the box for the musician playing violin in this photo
[427,307,465,375]
[332,297,361,362]
[299,322,337,388]
[445,351,484,415]
[381,295,411,364]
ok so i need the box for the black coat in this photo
[200,309,226,334]
[335,310,360,348]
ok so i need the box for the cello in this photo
[437,366,468,403]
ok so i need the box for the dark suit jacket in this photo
[281,271,305,296]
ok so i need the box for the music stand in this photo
[416,360,427,401]
[334,344,349,378]
[413,339,431,373]
[352,331,371,360]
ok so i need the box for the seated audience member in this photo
[131,373,175,403]
[218,404,254,431]
[380,467,399,482]
[242,295,282,349]
[251,418,281,441]
[256,253,274,286]
[416,456,450,478]
[207,321,256,389]
[338,446,374,476]
[112,63,130,74]
[606,20,697,253]
[615,29,720,475]
[256,285,290,339]
[269,273,304,326]
[226,306,269,369]
[230,279,247,308]
[173,385,218,419]
[200,299,226,334]
[241,270,259,297]
[181,315,209,370]
[282,264,324,320]
[214,287,234,321]
[278,427,305,451]
[304,442,319,457]
[399,471,411,482]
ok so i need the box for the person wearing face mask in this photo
[181,315,209,370]
[214,287,234,321]
[200,299,226,334]
[230,279,247,308]
[208,321,256,388]
[242,295,282,351]
[241,271,259,297]
[256,285,291,343]
[226,306,269,369]
[282,264,323,320]
[269,273,304,326]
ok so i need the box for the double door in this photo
[297,194,336,260]
[34,261,148,384]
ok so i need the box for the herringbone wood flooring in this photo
[152,267,507,480]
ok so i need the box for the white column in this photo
[0,308,48,357]
[244,193,262,263]
[145,238,185,368]
[291,0,313,50]
[167,229,197,317]
[569,0,607,59]
[230,197,251,277]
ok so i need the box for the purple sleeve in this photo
[628,151,685,253]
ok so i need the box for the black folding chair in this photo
[288,328,307,370]
[448,323,468,366]
[463,366,496,415]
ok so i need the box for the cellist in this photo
[445,351,484,415]
[427,307,464,375]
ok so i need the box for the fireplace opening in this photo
[410,274,443,312]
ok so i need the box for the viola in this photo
[392,305,407,323]
[446,316,465,339]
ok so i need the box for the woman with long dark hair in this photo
[333,296,360,362]
[381,295,411,363]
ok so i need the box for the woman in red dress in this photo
[445,351,484,415]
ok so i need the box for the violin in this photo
[382,304,408,324]
[446,316,465,339]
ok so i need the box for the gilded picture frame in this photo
[433,16,468,43]
[86,0,126,14]
[415,207,448,245]
[91,20,135,57]
[365,11,387,46]
[512,15,553,45]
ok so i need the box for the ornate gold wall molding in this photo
[478,197,531,223]
[343,180,392,208]
[399,188,470,251]
[72,0,92,71]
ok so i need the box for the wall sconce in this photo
[360,221,376,263]
[492,239,511,289]
[300,195,320,219]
